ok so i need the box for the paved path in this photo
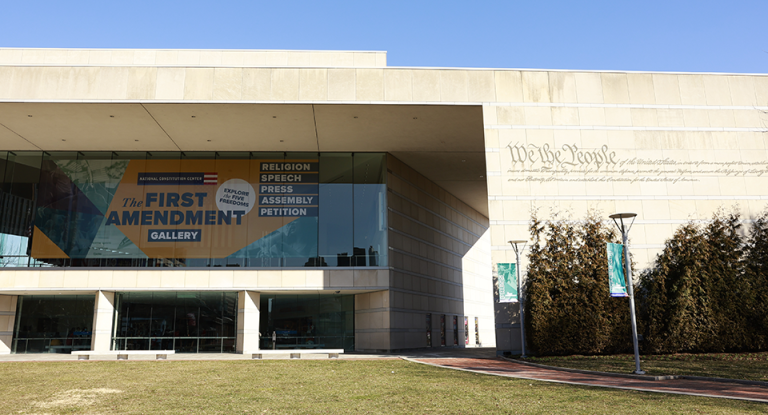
[411,357,768,403]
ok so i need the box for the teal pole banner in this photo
[607,243,628,297]
[497,263,518,303]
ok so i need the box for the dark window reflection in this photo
[1,152,43,267]
[260,294,354,351]
[318,153,353,266]
[113,291,237,353]
[354,153,387,267]
[13,295,95,354]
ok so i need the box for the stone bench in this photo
[246,349,344,359]
[71,350,176,360]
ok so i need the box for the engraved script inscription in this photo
[505,142,768,183]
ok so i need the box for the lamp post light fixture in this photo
[609,212,645,375]
[508,239,528,358]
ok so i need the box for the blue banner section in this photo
[147,229,203,242]
[259,195,318,205]
[258,184,319,195]
[260,162,319,172]
[138,172,217,186]
[258,207,319,217]
[259,173,318,183]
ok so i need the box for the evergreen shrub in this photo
[639,210,768,353]
[523,208,768,356]
[524,212,631,355]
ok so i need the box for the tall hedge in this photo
[702,212,749,351]
[524,209,768,356]
[744,211,768,350]
[524,212,631,355]
[638,222,715,353]
[639,209,768,354]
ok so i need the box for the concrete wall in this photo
[0,48,386,68]
[0,295,17,354]
[462,229,493,347]
[354,290,390,352]
[485,71,768,353]
[0,269,387,292]
[386,155,494,350]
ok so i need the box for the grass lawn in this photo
[524,352,768,382]
[0,359,765,414]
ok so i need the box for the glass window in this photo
[0,151,7,184]
[453,315,458,346]
[230,152,278,268]
[37,151,113,267]
[113,291,237,353]
[441,315,446,346]
[281,153,319,267]
[426,313,432,347]
[318,153,353,267]
[1,152,42,267]
[12,295,95,354]
[353,153,387,267]
[180,152,216,267]
[4,152,386,269]
[260,294,354,351]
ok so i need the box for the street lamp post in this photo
[508,239,527,358]
[609,213,645,375]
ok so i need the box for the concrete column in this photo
[354,290,391,352]
[0,295,18,354]
[236,291,260,353]
[90,291,115,352]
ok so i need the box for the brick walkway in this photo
[411,357,768,403]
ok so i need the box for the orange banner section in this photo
[30,225,70,259]
[105,159,318,259]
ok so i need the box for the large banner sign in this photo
[31,159,319,259]
[607,243,628,297]
[497,263,518,303]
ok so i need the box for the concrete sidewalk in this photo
[0,351,395,361]
[0,347,497,362]
[408,357,768,404]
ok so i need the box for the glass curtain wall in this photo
[0,152,387,268]
[260,294,354,351]
[12,295,95,353]
[112,291,237,353]
[0,152,46,267]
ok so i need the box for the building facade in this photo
[0,48,765,354]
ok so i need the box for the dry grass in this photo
[0,359,765,414]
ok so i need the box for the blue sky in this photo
[2,0,766,73]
